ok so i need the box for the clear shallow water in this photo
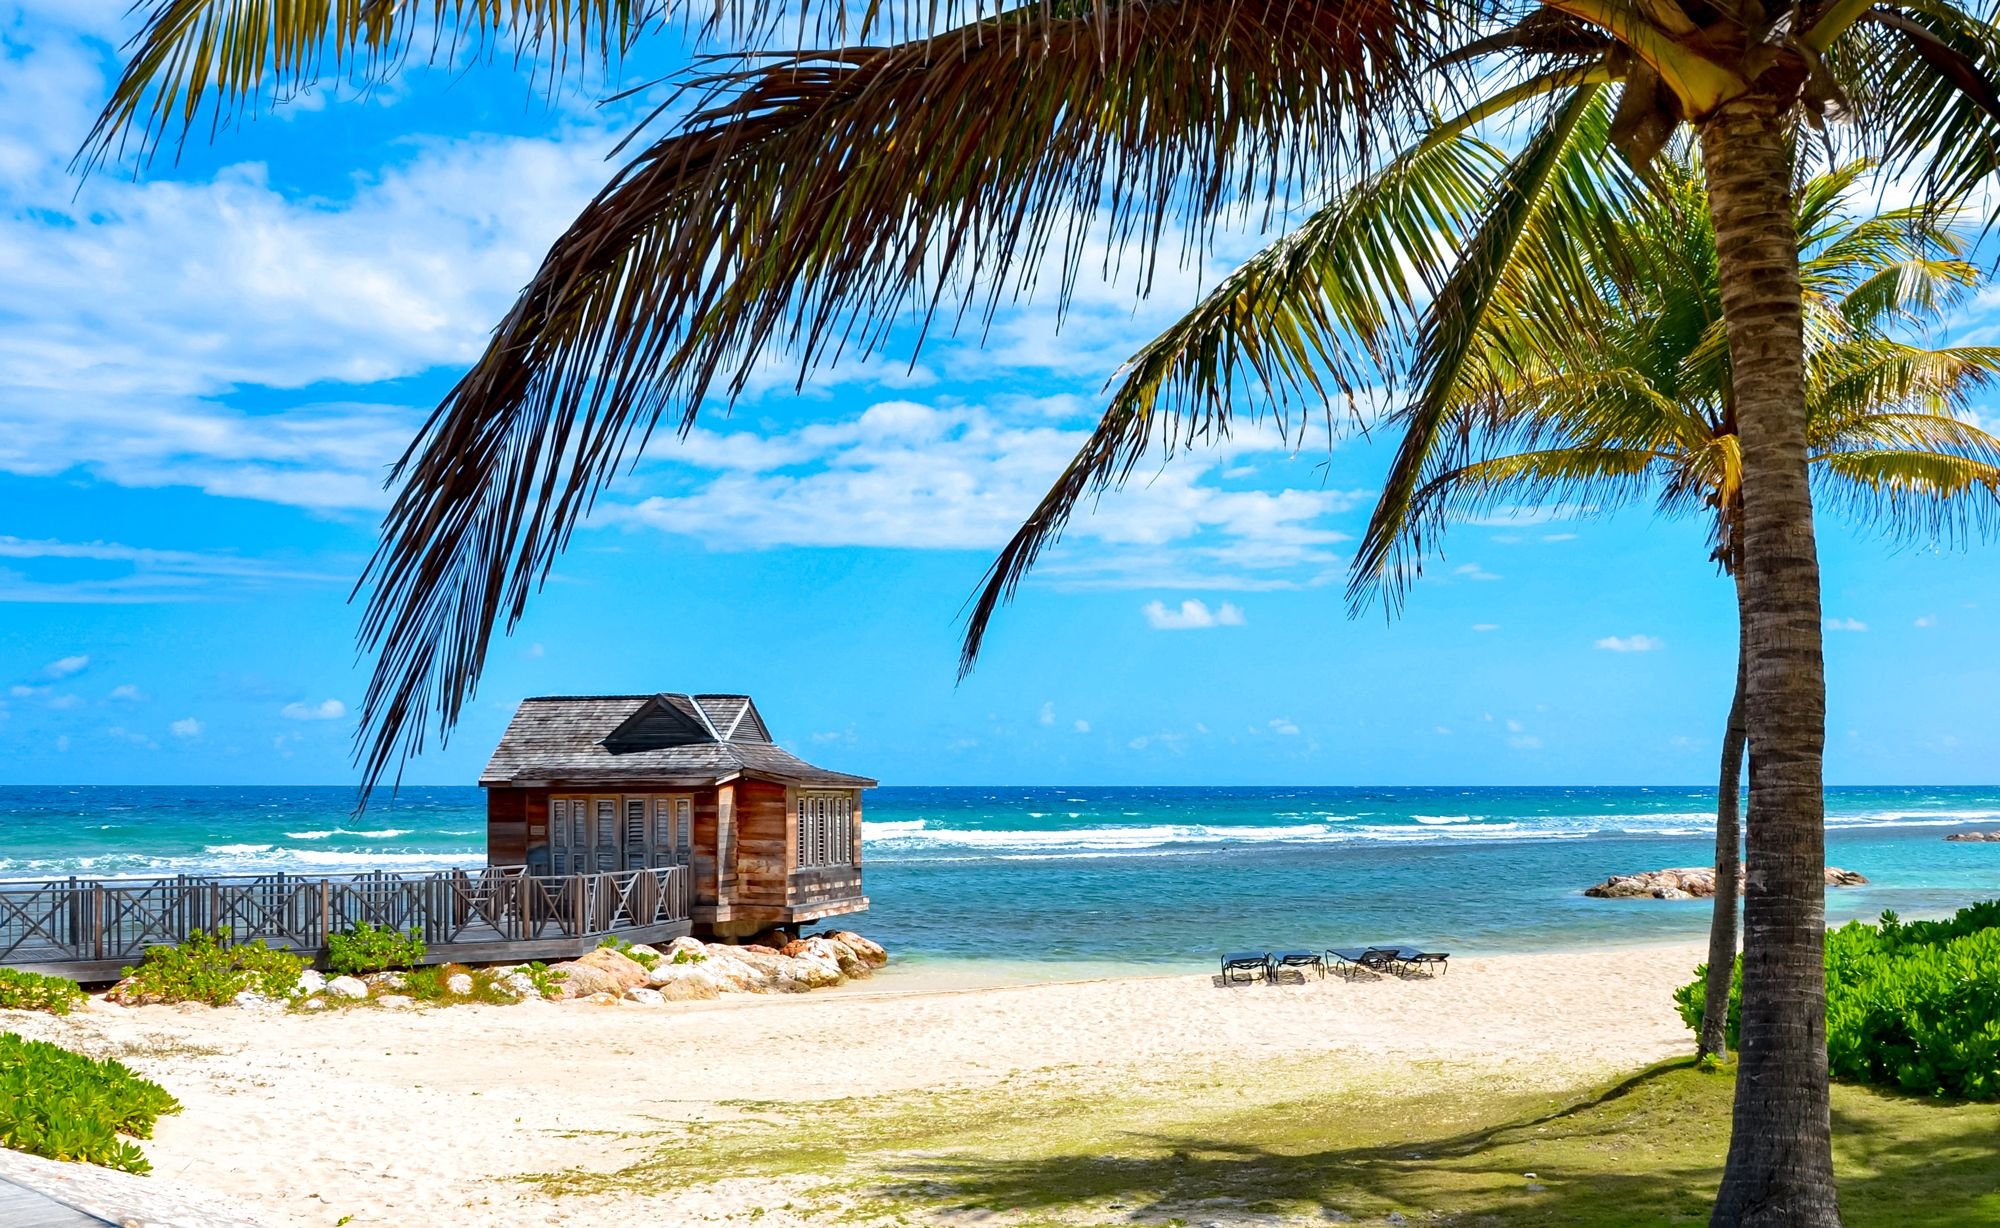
[2,785,1996,970]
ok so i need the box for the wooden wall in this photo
[485,788,537,866]
[734,779,791,909]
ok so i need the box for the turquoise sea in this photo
[2,785,1997,971]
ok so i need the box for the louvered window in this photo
[624,797,648,869]
[594,799,618,871]
[718,790,735,878]
[548,799,570,875]
[795,793,855,869]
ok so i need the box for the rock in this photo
[750,928,794,949]
[300,997,328,1011]
[102,978,159,1007]
[623,986,665,1006]
[1946,830,2000,842]
[295,969,327,996]
[446,972,475,996]
[364,971,408,991]
[624,944,664,964]
[577,992,621,1007]
[648,964,722,1000]
[665,936,708,959]
[502,971,539,999]
[232,990,281,1012]
[326,975,368,1000]
[548,960,627,1000]
[573,947,650,992]
[376,994,416,1010]
[825,930,890,967]
[83,996,127,1015]
[1585,866,1867,898]
[701,955,774,993]
[809,935,871,978]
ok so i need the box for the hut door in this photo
[650,797,692,867]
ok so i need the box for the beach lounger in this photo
[1268,949,1326,981]
[1326,947,1402,979]
[1396,951,1450,977]
[1220,951,1270,985]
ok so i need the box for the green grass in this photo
[524,1058,2000,1225]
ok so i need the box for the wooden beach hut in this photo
[480,693,876,939]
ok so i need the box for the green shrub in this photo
[670,948,707,965]
[0,1032,180,1173]
[326,922,427,976]
[1678,901,2000,1099]
[523,961,564,999]
[0,969,85,1016]
[121,928,305,1006]
[598,935,659,971]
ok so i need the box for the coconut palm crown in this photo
[80,3,2000,1224]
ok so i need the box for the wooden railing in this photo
[0,865,691,974]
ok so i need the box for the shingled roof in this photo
[479,694,876,789]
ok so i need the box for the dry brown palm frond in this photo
[353,0,1449,790]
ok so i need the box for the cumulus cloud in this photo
[1453,562,1501,581]
[1038,701,1056,726]
[281,698,347,721]
[107,684,146,702]
[1825,617,1869,632]
[42,654,88,678]
[1142,599,1248,630]
[169,717,203,738]
[1073,719,1091,733]
[1915,615,1937,628]
[619,403,1356,588]
[1268,718,1300,736]
[1471,623,1499,632]
[1595,634,1664,652]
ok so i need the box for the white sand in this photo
[4,944,1705,1226]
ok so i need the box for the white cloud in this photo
[619,403,1356,588]
[1038,701,1056,726]
[1073,719,1091,733]
[1453,563,1501,582]
[0,537,345,603]
[1268,718,1300,736]
[169,717,204,738]
[54,734,69,752]
[46,694,83,711]
[1825,617,1869,632]
[1915,615,1937,628]
[42,654,88,678]
[107,684,146,702]
[1542,533,1579,542]
[1509,734,1544,750]
[1142,598,1248,630]
[281,698,347,721]
[1595,634,1665,653]
[1471,623,1499,632]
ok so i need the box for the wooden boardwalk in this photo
[0,864,692,981]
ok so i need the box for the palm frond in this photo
[352,0,1447,789]
[82,0,660,171]
[956,120,1510,671]
[1402,445,1671,533]
[1346,84,1625,612]
[1813,448,2000,546]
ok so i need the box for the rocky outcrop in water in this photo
[1946,831,2000,842]
[1584,866,1867,899]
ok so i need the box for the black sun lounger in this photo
[1220,951,1270,985]
[1326,947,1403,978]
[1269,949,1326,981]
[1396,950,1450,976]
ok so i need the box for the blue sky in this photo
[0,2,1995,788]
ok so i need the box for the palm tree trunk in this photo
[1700,578,1749,1061]
[1698,97,1839,1227]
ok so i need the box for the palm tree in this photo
[1341,149,2000,1059]
[82,3,2000,1222]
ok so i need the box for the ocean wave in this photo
[284,827,418,841]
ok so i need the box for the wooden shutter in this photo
[652,799,675,865]
[595,799,618,872]
[625,797,648,870]
[676,799,691,859]
[549,799,569,875]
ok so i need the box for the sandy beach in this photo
[2,943,1705,1226]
